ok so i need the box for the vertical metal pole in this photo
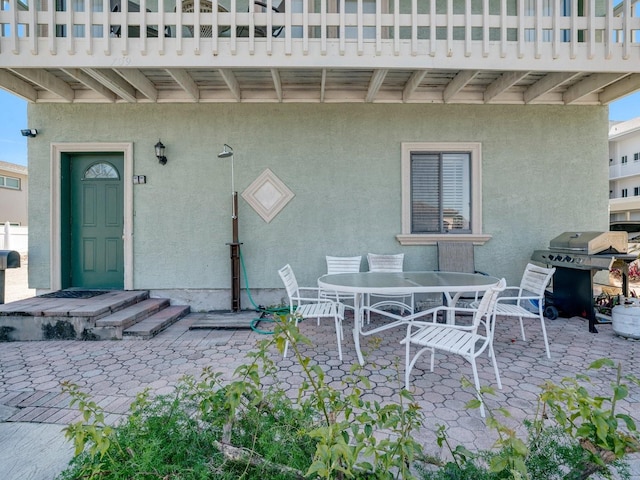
[228,192,242,312]
[0,270,6,305]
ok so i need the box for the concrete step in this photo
[95,298,169,328]
[123,305,190,339]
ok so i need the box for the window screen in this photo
[410,152,471,234]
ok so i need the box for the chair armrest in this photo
[403,305,479,323]
[496,294,542,303]
[299,286,321,295]
[498,287,520,295]
[292,295,335,304]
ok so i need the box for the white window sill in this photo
[396,234,492,246]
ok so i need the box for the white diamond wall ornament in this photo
[241,168,294,223]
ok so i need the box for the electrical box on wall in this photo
[133,175,146,184]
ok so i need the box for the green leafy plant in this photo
[420,359,640,480]
[58,313,428,479]
[539,358,640,479]
[58,311,640,480]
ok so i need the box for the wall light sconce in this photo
[154,140,167,165]
[21,129,37,137]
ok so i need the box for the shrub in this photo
[58,314,640,480]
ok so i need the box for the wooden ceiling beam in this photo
[167,69,200,102]
[61,68,116,102]
[402,70,427,102]
[10,68,75,102]
[366,69,388,103]
[599,74,640,105]
[563,73,628,104]
[81,68,137,102]
[484,71,530,103]
[271,68,283,102]
[0,70,38,102]
[443,70,478,103]
[523,72,582,104]
[218,69,241,102]
[115,68,158,102]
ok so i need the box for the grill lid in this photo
[548,231,628,254]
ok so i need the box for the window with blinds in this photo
[410,152,471,234]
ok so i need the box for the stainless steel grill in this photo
[530,250,616,271]
[531,231,636,333]
[548,231,628,255]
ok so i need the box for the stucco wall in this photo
[27,103,609,309]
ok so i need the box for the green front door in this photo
[69,154,125,289]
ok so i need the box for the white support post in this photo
[500,0,507,57]
[394,0,400,55]
[447,0,453,56]
[103,0,110,55]
[30,0,38,54]
[430,0,436,56]
[483,0,489,57]
[412,0,418,56]
[357,0,363,55]
[4,222,11,250]
[339,0,345,54]
[465,0,471,57]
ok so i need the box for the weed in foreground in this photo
[57,314,640,480]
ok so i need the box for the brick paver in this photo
[1,307,640,477]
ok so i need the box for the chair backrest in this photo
[326,255,362,275]
[473,278,507,330]
[519,263,556,298]
[367,253,404,272]
[278,264,299,308]
[437,241,476,273]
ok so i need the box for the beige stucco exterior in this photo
[26,102,609,310]
[0,161,28,226]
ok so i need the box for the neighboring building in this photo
[0,0,639,310]
[0,161,28,226]
[609,117,640,222]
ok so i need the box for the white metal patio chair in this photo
[278,264,345,360]
[366,253,414,323]
[401,278,506,418]
[473,263,555,359]
[319,255,362,317]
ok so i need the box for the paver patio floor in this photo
[1,310,640,478]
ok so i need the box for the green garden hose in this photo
[239,247,291,334]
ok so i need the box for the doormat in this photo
[39,290,109,299]
[189,311,259,330]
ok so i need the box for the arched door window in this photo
[83,162,120,180]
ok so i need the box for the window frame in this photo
[397,142,490,246]
[0,174,21,190]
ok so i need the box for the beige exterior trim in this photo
[50,143,134,291]
[398,141,488,246]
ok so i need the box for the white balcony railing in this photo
[610,159,640,180]
[1,0,639,68]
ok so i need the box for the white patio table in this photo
[317,271,501,365]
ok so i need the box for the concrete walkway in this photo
[2,263,640,479]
